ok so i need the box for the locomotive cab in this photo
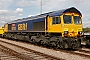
[47,7,83,49]
[62,13,82,37]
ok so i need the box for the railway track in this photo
[70,49,90,58]
[0,50,21,60]
[54,45,90,59]
[71,43,90,58]
[0,38,64,60]
[53,48,90,59]
[42,43,90,59]
[0,38,90,60]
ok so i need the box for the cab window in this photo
[74,16,81,24]
[52,17,61,24]
[63,15,72,24]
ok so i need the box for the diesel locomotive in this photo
[3,7,83,49]
[0,26,4,37]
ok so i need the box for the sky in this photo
[0,0,90,27]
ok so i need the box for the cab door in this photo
[4,23,8,32]
[48,16,62,33]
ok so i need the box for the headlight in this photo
[64,31,68,34]
[78,31,82,34]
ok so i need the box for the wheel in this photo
[77,40,81,47]
[60,41,64,49]
[86,40,90,46]
[64,42,68,49]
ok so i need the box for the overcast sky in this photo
[0,0,90,27]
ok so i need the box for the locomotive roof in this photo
[49,7,82,16]
[8,7,82,24]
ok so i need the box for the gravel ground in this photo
[0,50,21,60]
[0,38,90,60]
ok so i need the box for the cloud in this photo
[36,0,67,12]
[15,8,23,13]
[1,21,6,24]
[0,8,23,16]
[19,14,22,16]
[0,0,13,9]
[73,0,87,4]
[0,0,90,28]
[17,0,35,7]
[0,15,18,21]
[0,8,23,26]
[83,22,90,28]
[28,15,34,17]
[0,15,20,26]
[0,10,9,15]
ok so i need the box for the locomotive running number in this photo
[18,23,27,30]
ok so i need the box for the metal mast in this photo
[41,0,42,14]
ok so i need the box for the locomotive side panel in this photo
[17,21,28,31]
[31,18,45,32]
[47,16,63,33]
[7,17,45,32]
